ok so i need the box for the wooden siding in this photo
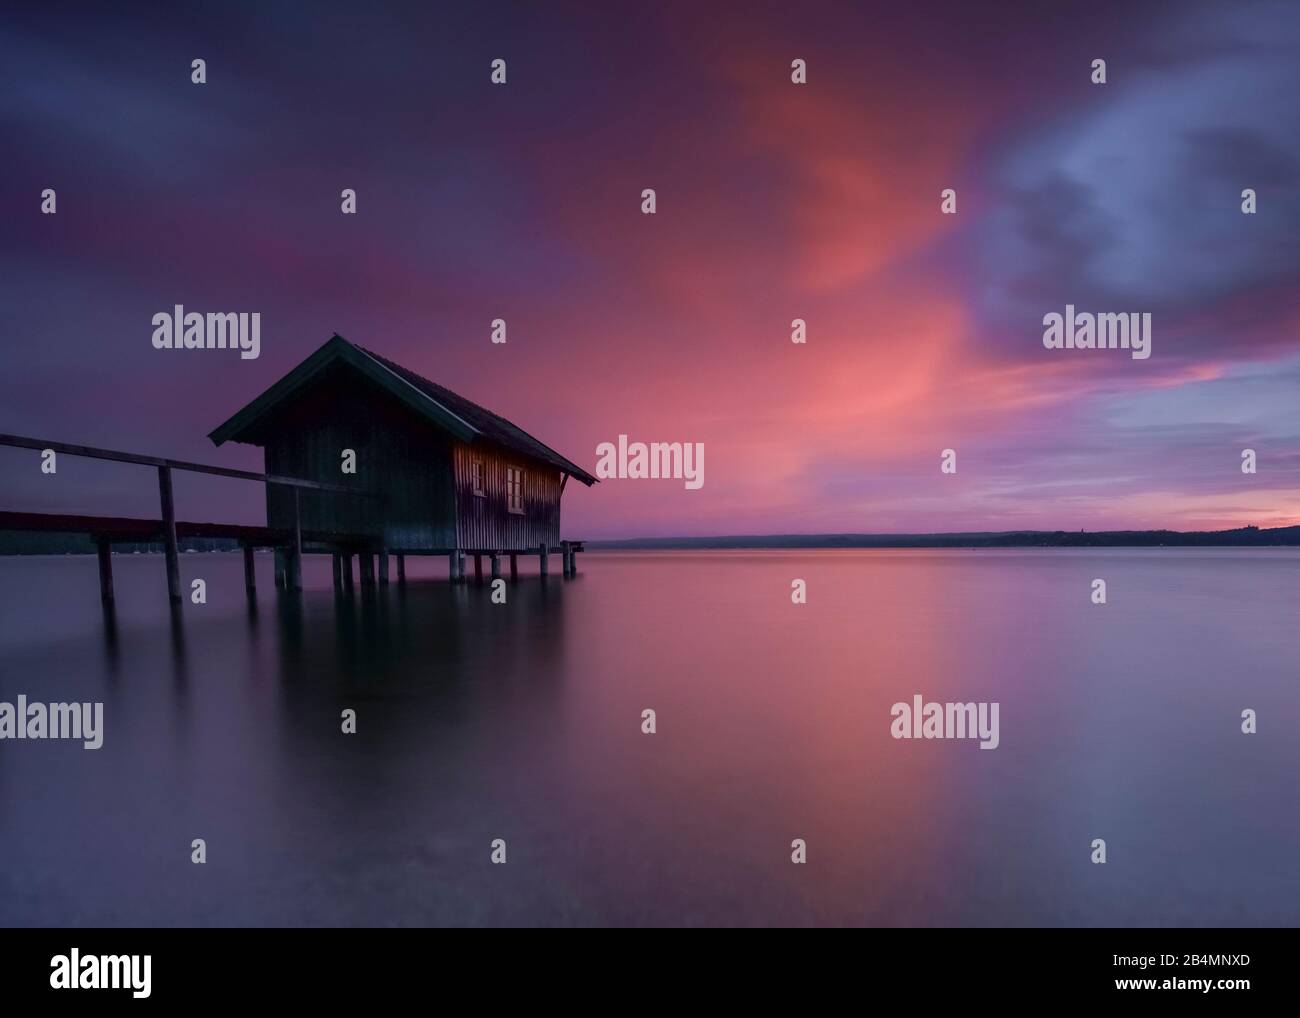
[453,442,560,551]
[262,364,458,551]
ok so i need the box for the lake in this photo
[1,548,1297,926]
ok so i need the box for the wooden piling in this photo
[274,548,287,588]
[473,554,482,581]
[243,544,257,596]
[96,539,113,602]
[359,552,376,587]
[157,465,181,603]
[456,551,466,583]
[342,552,354,592]
[332,552,343,590]
[396,554,406,585]
[509,553,518,581]
[490,552,501,580]
[379,550,390,585]
[288,489,303,590]
[538,541,549,577]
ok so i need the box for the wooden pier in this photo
[0,432,584,605]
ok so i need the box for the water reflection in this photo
[1,549,1297,927]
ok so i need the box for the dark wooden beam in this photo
[96,540,113,602]
[157,466,181,603]
[0,432,370,494]
[243,544,256,596]
[289,488,303,590]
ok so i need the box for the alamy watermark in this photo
[151,305,260,359]
[0,696,103,749]
[595,435,704,489]
[1042,305,1151,360]
[891,695,999,749]
[50,949,150,998]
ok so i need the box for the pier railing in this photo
[0,432,376,603]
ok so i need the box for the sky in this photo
[2,0,1298,539]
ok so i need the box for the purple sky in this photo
[2,0,1298,538]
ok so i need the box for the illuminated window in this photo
[471,459,486,496]
[506,466,523,513]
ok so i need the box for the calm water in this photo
[1,548,1297,927]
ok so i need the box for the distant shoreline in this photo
[587,525,1300,550]
[4,524,1298,555]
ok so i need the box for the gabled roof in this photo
[208,334,597,485]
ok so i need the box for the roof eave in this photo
[208,334,479,447]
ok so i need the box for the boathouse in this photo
[208,334,596,580]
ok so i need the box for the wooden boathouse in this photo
[0,335,594,603]
[208,333,597,584]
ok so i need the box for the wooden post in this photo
[274,548,287,588]
[342,552,354,592]
[456,551,466,583]
[509,553,518,581]
[379,550,390,585]
[473,554,482,581]
[359,552,376,587]
[332,552,343,590]
[538,542,549,577]
[289,488,303,590]
[243,544,257,596]
[571,546,579,576]
[397,554,406,585]
[448,551,458,582]
[490,552,501,580]
[561,540,571,577]
[157,465,181,603]
[96,539,114,602]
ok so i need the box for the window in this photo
[506,466,524,513]
[471,459,486,496]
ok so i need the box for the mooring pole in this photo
[342,552,354,592]
[396,553,406,585]
[490,552,501,580]
[332,552,343,590]
[456,551,466,583]
[473,554,482,582]
[289,488,303,590]
[359,552,376,587]
[96,539,114,602]
[157,465,181,603]
[509,553,518,581]
[379,550,390,585]
[538,542,549,577]
[243,544,257,596]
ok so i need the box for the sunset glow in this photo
[3,2,1297,538]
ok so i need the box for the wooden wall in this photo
[254,361,564,552]
[261,364,458,551]
[453,442,561,552]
